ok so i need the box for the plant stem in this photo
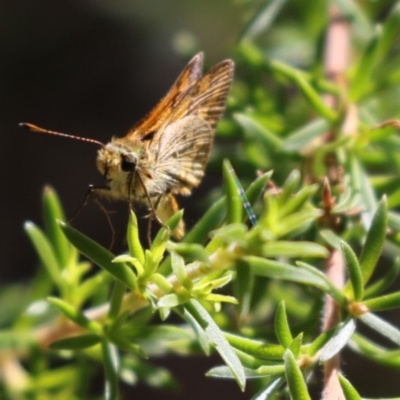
[320,4,354,400]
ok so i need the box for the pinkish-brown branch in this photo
[320,5,354,400]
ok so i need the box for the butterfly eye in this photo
[121,154,136,172]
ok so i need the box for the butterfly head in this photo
[96,138,142,185]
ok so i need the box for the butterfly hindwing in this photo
[146,58,234,195]
[151,116,213,194]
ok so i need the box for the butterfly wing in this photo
[148,59,234,195]
[126,52,204,140]
[167,59,235,131]
[153,115,213,194]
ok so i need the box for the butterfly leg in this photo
[135,173,172,243]
[68,185,107,221]
[144,195,173,245]
[69,185,116,249]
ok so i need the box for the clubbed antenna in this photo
[19,122,104,147]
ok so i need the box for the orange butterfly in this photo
[21,52,234,241]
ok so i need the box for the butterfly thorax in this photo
[96,137,150,201]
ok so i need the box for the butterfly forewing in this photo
[186,60,234,130]
[147,58,234,196]
[127,52,204,140]
[156,59,234,131]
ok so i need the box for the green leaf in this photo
[150,273,173,294]
[307,325,344,357]
[75,271,113,305]
[42,186,75,268]
[102,341,119,400]
[207,365,285,378]
[224,333,285,360]
[239,0,287,41]
[167,242,209,265]
[358,197,387,285]
[349,332,400,368]
[319,229,342,250]
[182,197,226,244]
[142,250,157,281]
[269,59,338,123]
[112,254,143,276]
[341,241,363,301]
[296,262,347,305]
[237,41,267,69]
[250,376,285,400]
[148,234,172,272]
[280,170,301,201]
[165,209,185,235]
[265,209,322,238]
[288,334,302,358]
[58,221,138,290]
[350,26,382,101]
[245,171,272,207]
[275,302,293,348]
[206,366,243,379]
[284,349,311,400]
[108,333,146,358]
[388,211,400,231]
[234,113,283,151]
[283,119,330,152]
[223,159,243,225]
[181,304,210,354]
[109,311,130,332]
[278,184,319,218]
[127,210,145,265]
[339,373,362,400]
[233,259,254,322]
[360,313,400,345]
[348,156,378,228]
[246,256,345,302]
[209,223,248,246]
[49,334,101,350]
[157,293,188,310]
[108,281,127,321]
[24,222,63,288]
[364,257,400,298]
[363,291,400,312]
[145,211,184,277]
[47,297,102,334]
[153,210,184,250]
[185,299,246,391]
[319,319,356,362]
[379,3,400,57]
[169,251,192,290]
[262,241,328,259]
